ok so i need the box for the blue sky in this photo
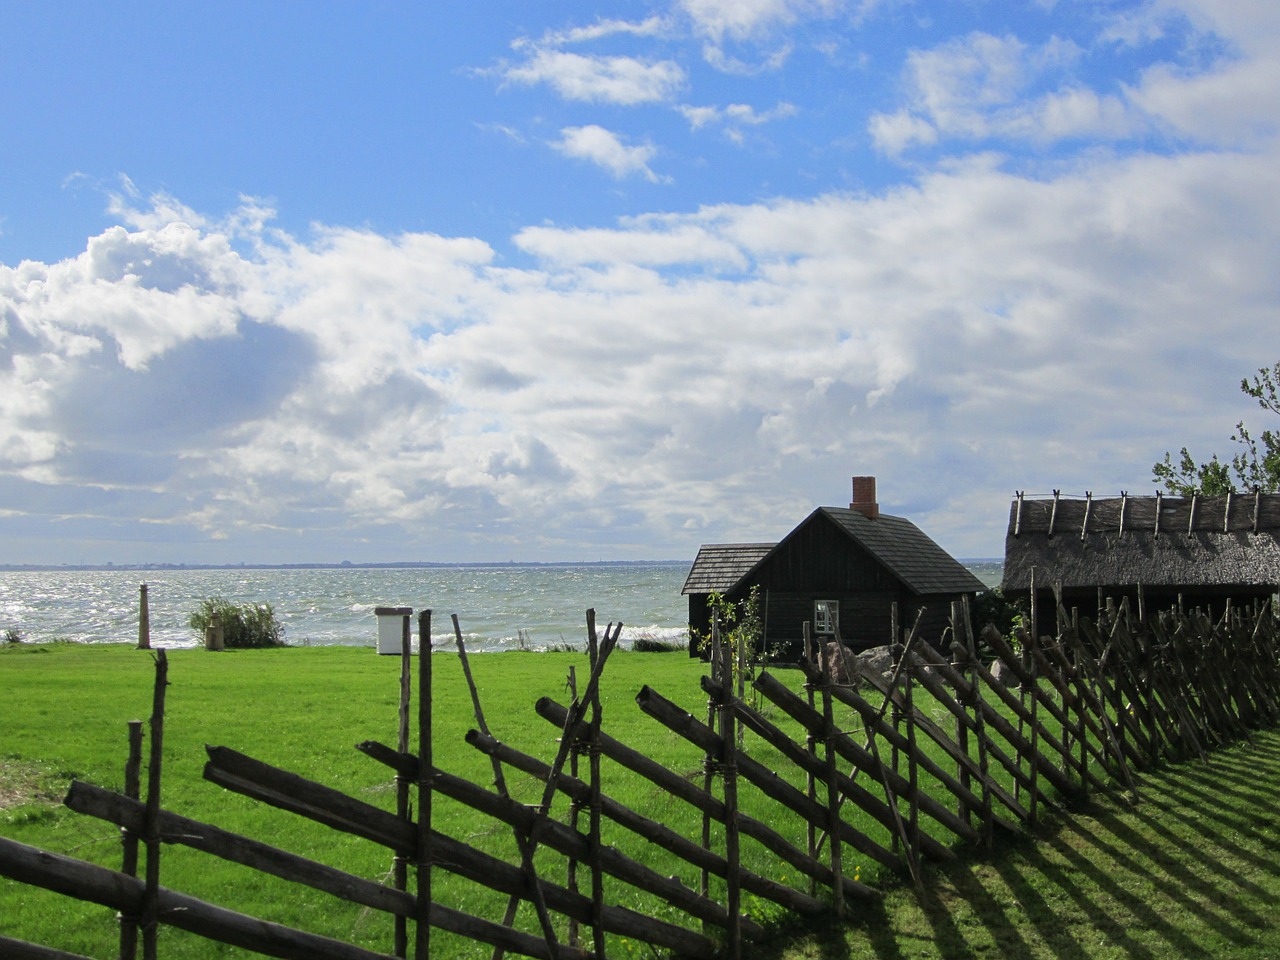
[1,0,1278,565]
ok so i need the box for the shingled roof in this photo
[683,508,984,597]
[682,543,774,595]
[819,507,988,595]
[1002,491,1280,592]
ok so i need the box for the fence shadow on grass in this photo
[745,731,1280,960]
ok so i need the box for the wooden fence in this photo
[2,590,1278,960]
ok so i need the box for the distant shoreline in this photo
[0,558,1004,573]
[0,560,691,573]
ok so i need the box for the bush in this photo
[189,598,286,649]
[970,588,1029,648]
[632,636,684,653]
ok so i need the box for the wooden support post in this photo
[119,720,144,960]
[395,612,412,958]
[414,611,433,960]
[903,637,921,874]
[565,664,580,949]
[803,620,817,899]
[952,637,970,831]
[141,651,168,960]
[137,584,150,650]
[701,611,719,917]
[720,626,743,959]
[819,640,844,920]
[587,613,606,960]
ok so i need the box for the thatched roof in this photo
[1002,492,1280,592]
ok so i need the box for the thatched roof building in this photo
[1001,490,1280,618]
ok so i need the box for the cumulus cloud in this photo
[552,125,668,182]
[5,125,1280,562]
[680,100,797,142]
[679,0,842,42]
[503,49,686,105]
[869,31,1147,153]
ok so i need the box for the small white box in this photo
[374,607,413,655]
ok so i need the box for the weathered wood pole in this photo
[700,611,720,916]
[565,664,580,949]
[587,613,606,960]
[819,640,844,920]
[141,651,168,960]
[395,611,412,958]
[803,620,817,899]
[137,584,150,650]
[119,720,144,960]
[719,621,743,959]
[414,610,433,960]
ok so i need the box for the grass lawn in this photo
[3,641,1280,959]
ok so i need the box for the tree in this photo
[1153,361,1280,495]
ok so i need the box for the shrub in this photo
[4,628,22,644]
[189,598,286,649]
[632,636,684,653]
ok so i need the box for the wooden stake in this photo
[141,650,167,960]
[414,610,432,960]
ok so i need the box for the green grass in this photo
[3,643,1280,959]
[0,642,720,957]
[748,729,1280,959]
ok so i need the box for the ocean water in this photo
[0,564,693,652]
[0,560,1004,652]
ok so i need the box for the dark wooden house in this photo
[1001,490,1280,620]
[683,477,987,660]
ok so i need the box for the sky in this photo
[1,0,1278,566]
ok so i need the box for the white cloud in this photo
[504,49,685,105]
[679,0,842,42]
[552,125,668,182]
[5,132,1280,561]
[532,16,671,47]
[874,4,1280,154]
[680,101,797,141]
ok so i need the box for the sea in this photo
[0,560,1004,652]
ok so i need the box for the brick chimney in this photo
[850,476,879,519]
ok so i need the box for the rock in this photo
[989,657,1018,689]
[822,641,858,684]
[857,645,895,679]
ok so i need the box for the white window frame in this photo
[814,600,839,636]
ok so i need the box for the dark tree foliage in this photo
[1153,362,1280,495]
[970,588,1028,641]
[189,597,287,649]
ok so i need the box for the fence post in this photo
[903,640,920,873]
[701,611,720,922]
[414,610,433,960]
[137,584,150,650]
[119,719,144,960]
[959,598,993,847]
[395,611,412,958]
[951,635,970,832]
[566,664,581,949]
[587,614,606,960]
[818,640,844,920]
[801,621,820,901]
[141,650,168,960]
[719,622,742,960]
